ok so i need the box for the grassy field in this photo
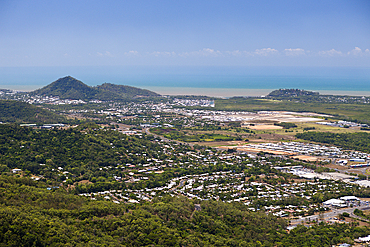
[214,98,370,123]
[152,121,366,145]
[252,122,362,135]
[150,127,243,142]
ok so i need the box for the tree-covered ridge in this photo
[96,83,159,100]
[0,123,170,178]
[1,176,368,246]
[296,131,370,153]
[264,88,370,105]
[267,89,320,98]
[0,100,66,123]
[31,76,160,101]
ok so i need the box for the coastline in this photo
[144,86,370,98]
[6,85,370,98]
[1,66,369,96]
[144,87,273,97]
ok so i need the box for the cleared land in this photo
[249,125,283,130]
[292,155,319,162]
[215,97,370,124]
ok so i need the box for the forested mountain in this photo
[0,100,66,123]
[32,76,96,100]
[31,76,160,101]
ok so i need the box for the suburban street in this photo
[290,204,370,226]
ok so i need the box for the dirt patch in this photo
[249,125,283,130]
[235,147,296,155]
[77,180,92,185]
[347,169,365,175]
[292,178,309,183]
[325,163,347,170]
[253,133,296,141]
[292,155,319,162]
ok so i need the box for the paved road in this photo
[170,180,186,192]
[290,204,370,226]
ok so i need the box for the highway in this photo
[290,204,370,226]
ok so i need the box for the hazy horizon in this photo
[1,65,370,97]
[1,1,369,94]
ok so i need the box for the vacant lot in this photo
[249,125,283,130]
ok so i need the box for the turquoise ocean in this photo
[1,66,369,97]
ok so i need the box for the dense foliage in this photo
[0,123,178,187]
[150,127,243,142]
[0,100,66,123]
[96,83,159,100]
[274,122,297,129]
[1,176,369,246]
[267,89,319,98]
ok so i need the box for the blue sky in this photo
[0,0,370,67]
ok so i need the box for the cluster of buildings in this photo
[323,196,361,208]
[237,141,370,161]
[316,120,369,128]
[172,98,215,107]
[71,138,365,216]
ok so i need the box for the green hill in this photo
[32,76,160,101]
[32,76,96,100]
[267,89,319,98]
[96,82,159,100]
[0,100,66,124]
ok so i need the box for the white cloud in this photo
[124,50,139,56]
[284,48,305,56]
[348,47,362,56]
[225,50,253,57]
[97,51,113,57]
[318,49,343,56]
[150,51,176,57]
[200,48,222,56]
[179,48,222,57]
[254,48,278,56]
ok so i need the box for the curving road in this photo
[290,204,370,226]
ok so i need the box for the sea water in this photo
[0,66,369,97]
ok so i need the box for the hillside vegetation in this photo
[32,76,160,101]
[0,100,66,124]
[1,175,369,246]
[267,89,319,98]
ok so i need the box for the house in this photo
[11,168,22,173]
